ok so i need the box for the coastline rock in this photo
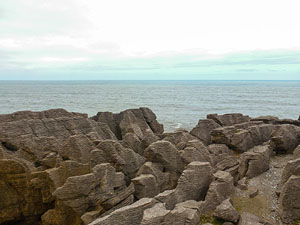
[190,119,221,145]
[213,198,239,223]
[132,174,159,199]
[203,171,235,212]
[207,113,250,126]
[89,198,157,225]
[270,124,300,153]
[238,145,271,178]
[175,161,213,202]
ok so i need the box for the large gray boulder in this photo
[203,171,235,212]
[238,212,263,225]
[293,145,300,159]
[179,140,212,166]
[144,140,183,188]
[141,203,170,225]
[270,124,300,153]
[132,174,159,199]
[211,124,274,152]
[89,198,157,225]
[239,145,272,179]
[175,161,213,202]
[162,130,198,150]
[207,144,234,166]
[207,113,250,126]
[213,198,239,223]
[280,158,300,186]
[190,119,221,145]
[137,162,170,192]
[91,107,164,140]
[96,140,145,179]
[280,175,300,223]
[163,200,202,225]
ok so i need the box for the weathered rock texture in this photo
[0,109,299,225]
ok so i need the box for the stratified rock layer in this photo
[0,109,299,225]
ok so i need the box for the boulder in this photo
[251,116,279,124]
[207,113,250,126]
[91,108,163,140]
[122,132,144,155]
[180,140,212,165]
[215,156,239,183]
[203,171,235,212]
[0,159,53,224]
[164,200,201,225]
[137,162,170,192]
[293,145,300,158]
[270,124,300,153]
[190,119,221,145]
[207,144,234,166]
[238,212,263,225]
[154,189,177,210]
[140,107,164,134]
[211,124,274,152]
[280,175,300,223]
[162,130,198,150]
[97,140,145,179]
[141,203,170,225]
[280,158,300,187]
[144,140,183,186]
[238,145,271,178]
[132,174,159,199]
[0,108,87,123]
[89,198,157,225]
[175,161,213,203]
[213,198,239,223]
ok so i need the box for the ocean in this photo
[0,80,299,131]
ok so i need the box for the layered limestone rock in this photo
[1,109,300,225]
[211,123,274,152]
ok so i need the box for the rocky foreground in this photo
[0,108,300,225]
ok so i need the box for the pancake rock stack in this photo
[0,108,300,225]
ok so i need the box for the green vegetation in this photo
[291,218,300,225]
[199,215,224,225]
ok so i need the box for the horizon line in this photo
[0,79,300,82]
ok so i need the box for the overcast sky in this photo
[0,0,300,80]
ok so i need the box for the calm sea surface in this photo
[0,80,299,131]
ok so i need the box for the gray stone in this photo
[190,119,221,145]
[293,145,300,159]
[280,175,300,223]
[89,198,157,225]
[175,161,213,202]
[164,200,201,225]
[270,124,300,153]
[248,186,259,198]
[280,158,300,186]
[137,162,170,192]
[207,113,250,126]
[154,189,177,210]
[132,174,159,199]
[213,198,239,223]
[238,212,263,225]
[144,140,183,174]
[239,145,271,179]
[141,203,170,225]
[203,171,235,212]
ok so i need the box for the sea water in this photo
[0,80,299,131]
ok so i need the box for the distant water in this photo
[0,80,299,131]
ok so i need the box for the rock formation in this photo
[0,108,299,225]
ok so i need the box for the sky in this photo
[0,0,300,80]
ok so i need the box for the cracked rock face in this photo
[1,109,300,225]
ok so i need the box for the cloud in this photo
[0,0,300,79]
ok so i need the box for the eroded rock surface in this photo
[1,109,299,225]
